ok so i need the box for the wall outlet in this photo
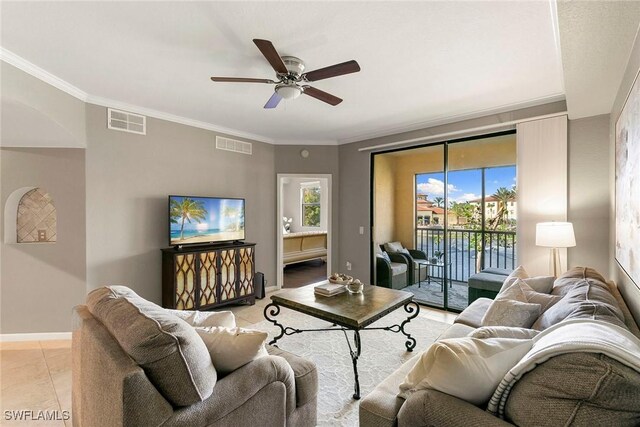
[346,261,352,271]
[359,226,364,235]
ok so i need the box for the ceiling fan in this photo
[210,39,361,109]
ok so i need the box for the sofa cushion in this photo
[267,345,318,408]
[196,326,268,375]
[499,279,562,313]
[167,309,236,328]
[86,286,217,406]
[398,337,533,405]
[532,279,626,331]
[553,266,607,296]
[437,323,475,340]
[469,326,540,340]
[454,298,492,328]
[390,262,408,275]
[481,299,541,328]
[498,265,529,293]
[505,352,640,426]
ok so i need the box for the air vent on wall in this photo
[216,136,252,155]
[107,108,146,135]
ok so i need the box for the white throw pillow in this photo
[167,309,236,328]
[469,326,540,340]
[498,265,529,293]
[481,299,541,328]
[196,326,268,374]
[499,279,562,313]
[398,337,533,405]
[384,241,404,253]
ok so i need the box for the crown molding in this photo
[275,139,338,146]
[0,47,89,101]
[337,93,566,145]
[1,47,278,144]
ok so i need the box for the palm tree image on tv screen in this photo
[170,196,245,245]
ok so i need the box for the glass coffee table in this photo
[264,281,419,399]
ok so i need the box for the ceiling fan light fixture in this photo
[276,84,302,100]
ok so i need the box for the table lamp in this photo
[536,222,576,277]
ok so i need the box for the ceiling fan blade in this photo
[264,92,283,109]
[253,39,288,74]
[210,77,275,83]
[302,86,343,106]
[302,60,360,82]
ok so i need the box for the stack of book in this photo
[314,282,346,297]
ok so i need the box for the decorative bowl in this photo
[346,280,364,294]
[328,274,353,285]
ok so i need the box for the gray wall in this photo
[609,26,640,322]
[0,62,86,148]
[85,104,276,304]
[567,114,610,274]
[0,148,86,333]
[275,145,340,272]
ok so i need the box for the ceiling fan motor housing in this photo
[281,56,305,78]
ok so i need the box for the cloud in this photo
[416,178,458,196]
[451,193,481,203]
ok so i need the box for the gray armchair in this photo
[72,286,317,427]
[375,245,410,289]
[382,241,428,285]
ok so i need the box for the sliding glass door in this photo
[373,131,517,312]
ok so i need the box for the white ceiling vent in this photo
[216,136,252,155]
[107,108,146,135]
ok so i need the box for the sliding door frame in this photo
[369,129,516,313]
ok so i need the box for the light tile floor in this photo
[0,289,456,426]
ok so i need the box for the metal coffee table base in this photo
[264,301,420,400]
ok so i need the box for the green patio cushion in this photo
[468,272,506,292]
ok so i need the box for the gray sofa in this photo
[72,286,318,427]
[360,267,640,426]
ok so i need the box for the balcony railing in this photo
[416,228,516,283]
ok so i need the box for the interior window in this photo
[301,184,321,227]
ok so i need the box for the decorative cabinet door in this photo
[175,253,196,309]
[238,246,255,296]
[219,249,237,301]
[199,251,218,307]
[163,243,256,310]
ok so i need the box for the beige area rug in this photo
[250,308,449,426]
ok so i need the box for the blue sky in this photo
[416,165,516,203]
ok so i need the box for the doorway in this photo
[371,131,517,312]
[277,174,332,289]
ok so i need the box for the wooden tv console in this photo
[162,241,255,310]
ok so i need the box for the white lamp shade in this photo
[536,222,576,248]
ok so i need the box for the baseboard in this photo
[0,332,72,342]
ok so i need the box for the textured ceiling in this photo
[1,1,565,144]
[557,0,640,119]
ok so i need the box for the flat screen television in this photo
[169,195,245,246]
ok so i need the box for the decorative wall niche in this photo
[4,187,57,244]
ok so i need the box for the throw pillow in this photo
[532,279,626,331]
[481,299,541,328]
[398,337,533,405]
[499,279,562,313]
[384,241,404,253]
[521,276,555,294]
[469,326,540,340]
[167,309,236,328]
[196,326,269,375]
[499,265,530,293]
